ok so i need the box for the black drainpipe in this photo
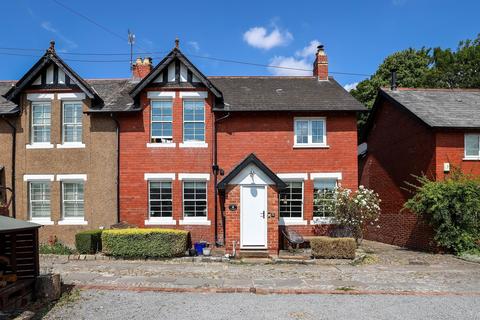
[110,113,121,223]
[212,110,230,246]
[1,116,16,218]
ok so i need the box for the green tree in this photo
[352,34,480,129]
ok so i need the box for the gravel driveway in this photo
[44,289,480,320]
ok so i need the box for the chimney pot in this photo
[132,57,153,80]
[313,43,328,80]
[391,69,398,91]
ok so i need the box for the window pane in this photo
[313,179,336,218]
[63,103,82,143]
[279,181,303,218]
[30,182,51,218]
[295,120,308,144]
[183,100,205,142]
[32,103,51,143]
[311,120,324,144]
[149,181,172,217]
[63,182,84,218]
[465,135,480,157]
[151,100,173,139]
[183,181,207,217]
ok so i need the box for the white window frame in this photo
[180,177,210,225]
[150,99,174,145]
[145,174,176,225]
[59,180,87,225]
[59,101,84,148]
[27,179,53,225]
[278,178,306,226]
[293,117,328,148]
[30,101,52,147]
[311,177,339,225]
[182,99,206,145]
[464,134,480,160]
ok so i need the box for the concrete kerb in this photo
[74,284,480,297]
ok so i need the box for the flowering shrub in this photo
[329,186,381,245]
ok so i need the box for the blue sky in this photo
[1,0,479,89]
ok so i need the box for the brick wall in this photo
[435,130,480,180]
[360,99,437,250]
[217,111,359,241]
[118,88,216,244]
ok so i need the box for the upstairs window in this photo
[313,179,336,219]
[279,181,303,218]
[63,102,83,144]
[294,118,326,147]
[151,100,173,143]
[31,102,51,144]
[465,134,480,159]
[183,100,205,143]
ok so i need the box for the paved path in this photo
[40,241,480,294]
[44,289,480,320]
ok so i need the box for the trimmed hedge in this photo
[310,236,356,259]
[101,228,189,258]
[75,230,103,254]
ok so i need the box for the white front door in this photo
[240,185,267,248]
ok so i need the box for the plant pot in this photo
[203,248,211,256]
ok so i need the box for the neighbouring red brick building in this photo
[360,86,480,251]
[116,42,364,255]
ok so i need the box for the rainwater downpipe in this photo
[1,116,16,218]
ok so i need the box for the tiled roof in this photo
[210,76,365,112]
[380,88,480,128]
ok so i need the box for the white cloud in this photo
[41,21,78,51]
[269,56,311,76]
[343,82,359,92]
[188,41,200,52]
[243,26,293,50]
[268,40,322,76]
[295,40,321,58]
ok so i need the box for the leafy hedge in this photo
[75,230,103,254]
[404,172,480,254]
[310,236,356,259]
[101,228,189,258]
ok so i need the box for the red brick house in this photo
[360,85,480,250]
[1,41,364,254]
[116,43,364,255]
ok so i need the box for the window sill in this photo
[463,157,480,161]
[293,144,329,149]
[29,218,54,225]
[179,142,208,148]
[279,218,308,226]
[145,218,176,225]
[58,219,88,225]
[56,143,85,149]
[26,143,54,149]
[179,219,211,226]
[310,218,336,225]
[146,143,176,148]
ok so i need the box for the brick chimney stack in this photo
[313,45,328,81]
[132,57,153,80]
